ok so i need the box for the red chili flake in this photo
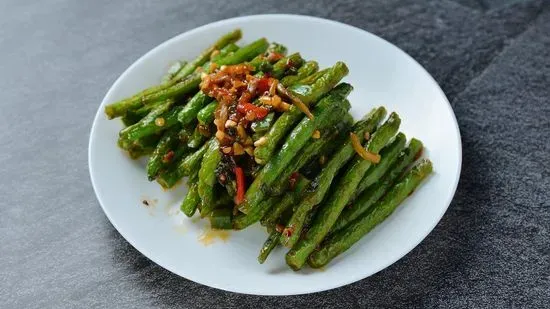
[236,103,247,114]
[267,52,284,62]
[161,150,175,163]
[288,172,300,190]
[283,226,294,238]
[234,166,246,205]
[253,106,269,119]
[275,224,285,233]
[256,78,271,94]
[238,91,253,105]
[237,103,269,119]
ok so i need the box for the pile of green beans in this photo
[104,29,433,270]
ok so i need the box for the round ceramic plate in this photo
[89,14,461,295]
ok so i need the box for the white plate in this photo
[89,14,461,295]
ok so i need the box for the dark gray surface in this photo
[1,0,548,308]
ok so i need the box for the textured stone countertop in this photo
[1,0,548,308]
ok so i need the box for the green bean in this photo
[181,183,200,217]
[253,62,349,164]
[308,159,433,268]
[161,61,187,84]
[214,38,269,67]
[177,92,213,125]
[279,107,386,249]
[271,53,304,79]
[173,29,242,81]
[180,172,200,217]
[156,137,209,189]
[297,68,329,85]
[280,61,319,87]
[187,126,207,149]
[208,43,239,63]
[233,196,279,230]
[257,177,312,263]
[250,112,275,134]
[258,230,280,264]
[146,126,184,181]
[127,147,154,159]
[261,176,311,229]
[181,140,210,175]
[352,132,406,199]
[248,42,288,72]
[197,101,218,125]
[156,164,184,189]
[239,85,353,215]
[178,124,196,144]
[104,29,242,119]
[248,63,322,149]
[266,42,287,56]
[286,112,401,270]
[106,74,200,119]
[118,100,175,149]
[332,138,423,233]
[198,139,222,217]
[122,104,183,142]
[269,112,354,196]
[121,100,165,127]
[123,133,161,159]
[106,36,269,120]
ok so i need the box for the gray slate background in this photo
[1,0,548,308]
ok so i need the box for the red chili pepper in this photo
[254,107,269,119]
[161,150,175,163]
[288,171,300,190]
[234,166,245,205]
[237,103,269,119]
[256,77,271,94]
[238,91,253,105]
[236,103,247,114]
[283,226,294,238]
[267,52,284,62]
[286,59,294,69]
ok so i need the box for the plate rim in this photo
[88,13,462,296]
